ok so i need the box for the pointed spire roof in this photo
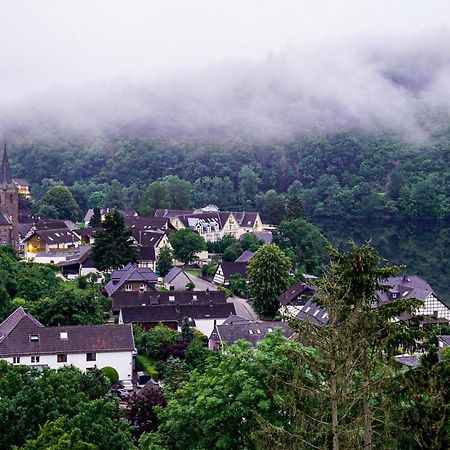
[0,139,12,188]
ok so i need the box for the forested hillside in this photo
[10,129,450,222]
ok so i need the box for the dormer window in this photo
[60,332,68,340]
[192,295,197,301]
[169,295,175,302]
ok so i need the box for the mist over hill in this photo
[3,31,450,143]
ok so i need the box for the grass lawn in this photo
[185,269,200,277]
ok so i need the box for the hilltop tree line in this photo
[10,130,450,222]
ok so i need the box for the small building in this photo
[378,275,450,321]
[164,267,193,290]
[23,228,81,263]
[12,179,31,199]
[209,316,292,350]
[437,335,450,350]
[58,246,100,280]
[119,302,236,336]
[111,289,227,314]
[213,261,248,286]
[75,227,102,245]
[0,307,135,380]
[104,263,158,297]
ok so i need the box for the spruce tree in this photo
[91,210,137,271]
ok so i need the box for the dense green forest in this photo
[9,129,450,222]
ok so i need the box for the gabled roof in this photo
[221,314,251,325]
[58,245,93,267]
[0,307,44,342]
[278,281,317,306]
[437,335,450,347]
[75,227,102,237]
[131,229,165,247]
[218,261,248,281]
[120,302,236,324]
[12,178,30,186]
[137,246,156,262]
[378,275,439,303]
[294,300,330,324]
[235,250,254,263]
[33,228,81,245]
[125,217,172,231]
[214,321,292,347]
[104,264,158,296]
[164,267,192,284]
[232,211,259,228]
[154,209,193,218]
[252,231,272,243]
[112,289,226,312]
[0,308,135,357]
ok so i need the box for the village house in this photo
[0,307,135,381]
[209,315,292,350]
[58,245,100,280]
[23,228,81,263]
[104,263,158,297]
[111,289,226,314]
[119,302,236,336]
[83,208,139,227]
[378,275,450,321]
[130,229,173,271]
[154,205,264,242]
[12,178,31,199]
[163,267,193,290]
[213,261,249,286]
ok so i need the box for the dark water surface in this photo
[315,219,450,304]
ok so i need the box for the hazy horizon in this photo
[2,1,450,139]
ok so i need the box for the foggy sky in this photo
[2,1,450,139]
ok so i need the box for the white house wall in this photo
[194,318,227,337]
[415,293,450,321]
[2,350,133,381]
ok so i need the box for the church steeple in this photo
[0,139,12,188]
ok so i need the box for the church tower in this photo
[0,142,19,249]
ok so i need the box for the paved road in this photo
[188,274,258,321]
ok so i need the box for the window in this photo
[57,354,67,363]
[31,356,40,363]
[139,283,147,292]
[86,353,96,361]
[13,356,20,364]
[60,332,68,339]
[169,295,175,302]
[125,284,132,291]
[29,334,40,342]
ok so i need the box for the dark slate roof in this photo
[438,335,450,347]
[120,209,138,217]
[126,217,172,231]
[232,211,259,227]
[219,261,248,281]
[112,290,226,312]
[75,227,102,237]
[0,307,44,341]
[137,246,156,262]
[120,303,236,324]
[18,222,33,237]
[214,321,292,347]
[235,250,254,263]
[252,231,272,243]
[58,246,93,267]
[295,300,330,324]
[131,229,165,246]
[34,228,80,245]
[0,308,134,356]
[164,267,192,284]
[154,209,193,218]
[222,314,251,325]
[105,264,158,296]
[12,178,30,186]
[278,281,317,306]
[378,275,435,303]
[395,355,420,368]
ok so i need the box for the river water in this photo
[315,219,450,304]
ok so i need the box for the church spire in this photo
[0,138,12,188]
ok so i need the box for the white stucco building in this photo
[0,307,135,380]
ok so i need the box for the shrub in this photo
[136,354,159,379]
[101,366,119,384]
[217,286,233,298]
